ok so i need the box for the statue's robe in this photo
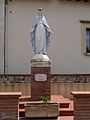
[30,16,51,55]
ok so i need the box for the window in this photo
[86,28,90,53]
[81,21,90,55]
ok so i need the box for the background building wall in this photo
[5,0,90,74]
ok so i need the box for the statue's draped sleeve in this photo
[42,16,51,49]
[30,16,38,53]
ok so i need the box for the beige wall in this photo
[0,82,90,99]
[51,83,90,99]
[6,0,90,74]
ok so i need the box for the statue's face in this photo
[38,8,43,17]
[38,11,43,16]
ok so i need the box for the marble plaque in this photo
[35,74,47,81]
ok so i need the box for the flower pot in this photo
[25,103,59,118]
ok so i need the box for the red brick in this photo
[0,92,21,120]
[31,67,51,100]
[71,91,90,120]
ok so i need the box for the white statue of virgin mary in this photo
[30,8,52,55]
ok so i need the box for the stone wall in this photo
[0,74,89,99]
[0,74,31,83]
[0,92,21,120]
[0,74,90,99]
[71,91,90,120]
[0,82,90,99]
[0,74,90,83]
[51,74,90,83]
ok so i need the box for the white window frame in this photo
[81,21,90,55]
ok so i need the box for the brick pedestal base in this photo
[0,92,21,120]
[71,91,90,120]
[31,55,51,100]
[31,66,51,100]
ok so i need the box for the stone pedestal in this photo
[31,54,51,100]
[71,91,90,120]
[0,92,21,120]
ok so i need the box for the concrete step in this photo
[59,100,74,116]
[59,108,74,116]
[19,96,31,102]
[60,116,74,120]
[19,109,25,118]
[19,95,70,109]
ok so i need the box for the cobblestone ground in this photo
[20,117,58,120]
[20,118,57,120]
[20,116,74,120]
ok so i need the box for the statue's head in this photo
[37,8,43,16]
